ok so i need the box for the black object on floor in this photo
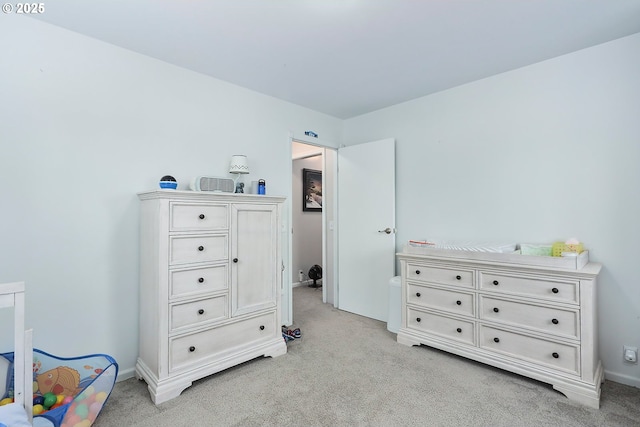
[308,264,322,288]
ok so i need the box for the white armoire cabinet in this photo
[136,190,287,404]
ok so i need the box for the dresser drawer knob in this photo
[493,280,499,286]
[456,328,462,333]
[198,309,204,315]
[552,318,559,324]
[198,277,204,283]
[456,275,461,280]
[415,270,421,275]
[456,300,462,305]
[552,287,559,294]
[259,325,265,331]
[233,258,239,263]
[189,346,196,352]
[416,292,421,297]
[198,246,204,251]
[493,307,499,313]
[493,337,500,343]
[416,317,421,323]
[199,214,205,219]
[552,352,559,359]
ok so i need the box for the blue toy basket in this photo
[1,349,118,427]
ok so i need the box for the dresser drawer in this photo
[479,296,579,339]
[169,234,228,265]
[479,272,578,304]
[170,295,228,332]
[479,325,579,375]
[407,284,474,316]
[406,264,474,288]
[170,265,228,298]
[169,312,277,372]
[170,203,228,231]
[406,307,475,345]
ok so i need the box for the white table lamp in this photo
[229,155,250,192]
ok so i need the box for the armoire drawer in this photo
[170,295,228,332]
[407,284,474,316]
[406,307,475,345]
[169,311,277,372]
[169,234,228,265]
[170,265,228,298]
[479,325,580,375]
[405,264,474,288]
[479,272,578,304]
[170,203,228,231]
[479,296,579,339]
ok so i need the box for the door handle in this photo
[378,227,395,234]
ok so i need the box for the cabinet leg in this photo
[151,381,193,405]
[552,383,600,409]
[396,329,423,347]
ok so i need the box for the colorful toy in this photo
[1,349,117,427]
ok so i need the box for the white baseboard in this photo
[292,279,323,288]
[116,366,136,382]
[604,369,640,388]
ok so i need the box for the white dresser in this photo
[396,247,603,408]
[135,190,287,404]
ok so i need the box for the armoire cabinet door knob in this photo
[233,258,238,263]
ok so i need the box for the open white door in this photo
[337,138,395,322]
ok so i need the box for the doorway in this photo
[291,142,325,301]
[284,136,394,327]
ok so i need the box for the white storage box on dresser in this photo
[396,246,603,408]
[136,190,287,404]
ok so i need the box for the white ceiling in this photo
[32,0,640,119]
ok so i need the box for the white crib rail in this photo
[0,281,33,423]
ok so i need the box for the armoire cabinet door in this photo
[231,203,278,316]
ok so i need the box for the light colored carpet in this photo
[94,286,640,427]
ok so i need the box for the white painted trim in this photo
[292,132,338,149]
[604,370,640,389]
[284,132,295,326]
[292,279,323,288]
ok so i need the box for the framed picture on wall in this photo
[303,168,322,212]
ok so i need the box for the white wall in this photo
[0,17,342,378]
[344,33,640,387]
[292,155,323,284]
[2,14,638,390]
